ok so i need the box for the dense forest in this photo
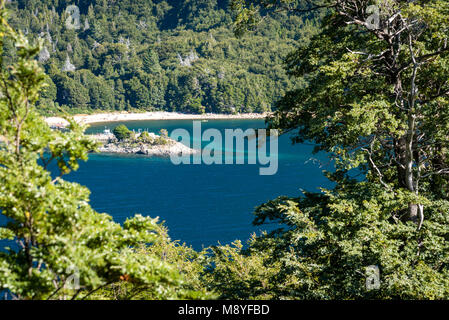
[6,0,319,115]
[2,0,449,301]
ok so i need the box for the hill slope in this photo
[8,0,319,115]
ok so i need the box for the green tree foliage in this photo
[5,0,320,116]
[220,0,449,299]
[138,130,153,144]
[97,225,215,300]
[0,2,208,300]
[142,49,162,74]
[113,124,133,141]
[202,237,281,299]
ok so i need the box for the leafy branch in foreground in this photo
[225,0,449,299]
[0,0,208,300]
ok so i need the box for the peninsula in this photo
[90,127,198,158]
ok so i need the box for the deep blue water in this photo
[67,119,332,249]
[0,119,332,251]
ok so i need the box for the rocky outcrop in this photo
[92,133,198,158]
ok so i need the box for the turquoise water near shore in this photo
[68,119,331,249]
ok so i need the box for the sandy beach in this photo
[45,111,268,128]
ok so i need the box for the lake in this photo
[66,119,331,249]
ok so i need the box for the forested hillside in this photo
[7,0,318,115]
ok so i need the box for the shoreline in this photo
[45,111,268,128]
